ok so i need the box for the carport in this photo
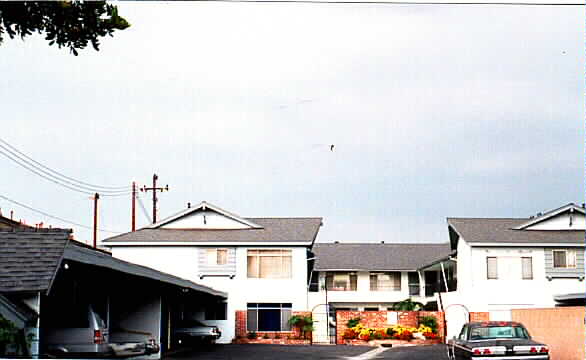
[0,228,226,359]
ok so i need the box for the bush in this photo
[385,327,396,337]
[247,331,257,339]
[397,330,413,341]
[274,333,281,339]
[419,316,438,333]
[346,317,361,328]
[342,329,357,340]
[262,333,270,339]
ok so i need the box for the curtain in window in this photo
[487,257,498,279]
[553,251,566,268]
[521,257,533,279]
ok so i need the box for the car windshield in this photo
[178,319,207,327]
[469,326,529,340]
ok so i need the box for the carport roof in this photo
[0,229,226,298]
[312,242,452,271]
[63,241,226,298]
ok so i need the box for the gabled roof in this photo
[0,229,226,298]
[447,217,584,247]
[312,242,452,271]
[147,201,263,229]
[513,203,585,230]
[0,228,71,293]
[104,218,323,246]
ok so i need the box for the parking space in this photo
[373,344,448,360]
[166,344,376,360]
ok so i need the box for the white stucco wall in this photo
[524,211,585,230]
[110,245,309,343]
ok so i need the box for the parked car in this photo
[173,319,221,345]
[44,305,112,358]
[447,321,549,360]
[109,328,160,357]
[44,305,160,358]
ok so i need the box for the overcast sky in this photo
[0,2,583,245]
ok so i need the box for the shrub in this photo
[359,333,371,341]
[385,327,396,337]
[247,331,257,339]
[346,317,361,328]
[423,331,437,339]
[419,315,438,333]
[274,333,281,339]
[262,333,270,339]
[397,330,413,341]
[342,329,357,339]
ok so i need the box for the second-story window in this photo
[370,272,401,291]
[487,257,498,279]
[207,248,228,265]
[553,250,576,268]
[247,249,292,278]
[521,257,533,280]
[325,272,357,291]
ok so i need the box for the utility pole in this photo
[131,181,137,231]
[140,174,169,224]
[93,193,100,248]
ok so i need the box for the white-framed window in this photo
[369,272,401,291]
[247,303,292,331]
[553,250,577,268]
[521,257,533,280]
[325,272,357,291]
[247,249,292,278]
[487,257,498,279]
[207,248,228,265]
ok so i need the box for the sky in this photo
[0,2,583,245]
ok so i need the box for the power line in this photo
[0,194,123,234]
[0,137,131,194]
[0,147,132,197]
[137,192,153,224]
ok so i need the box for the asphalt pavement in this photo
[165,344,450,360]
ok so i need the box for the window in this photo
[247,250,292,278]
[364,307,379,311]
[325,272,357,291]
[207,248,228,265]
[487,257,498,279]
[369,272,401,291]
[205,302,227,320]
[553,250,576,268]
[408,272,420,295]
[247,303,292,331]
[521,257,533,280]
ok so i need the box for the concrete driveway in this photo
[165,344,449,360]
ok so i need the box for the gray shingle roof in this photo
[312,242,452,271]
[103,218,323,244]
[0,229,70,293]
[0,229,226,297]
[447,218,585,245]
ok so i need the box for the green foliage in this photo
[419,315,438,333]
[0,316,19,355]
[262,333,270,339]
[346,317,361,328]
[0,1,130,55]
[288,315,313,338]
[247,331,257,339]
[391,298,424,311]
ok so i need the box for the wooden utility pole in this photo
[140,174,169,224]
[93,193,100,248]
[131,182,137,231]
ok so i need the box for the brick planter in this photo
[233,338,311,345]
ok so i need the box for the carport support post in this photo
[93,193,99,248]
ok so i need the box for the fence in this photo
[512,307,585,360]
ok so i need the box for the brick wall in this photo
[469,312,490,322]
[335,310,445,344]
[235,310,247,338]
[420,311,445,339]
[512,307,585,360]
[234,310,313,340]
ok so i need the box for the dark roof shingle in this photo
[0,229,70,293]
[447,218,584,244]
[103,217,323,244]
[312,242,452,271]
